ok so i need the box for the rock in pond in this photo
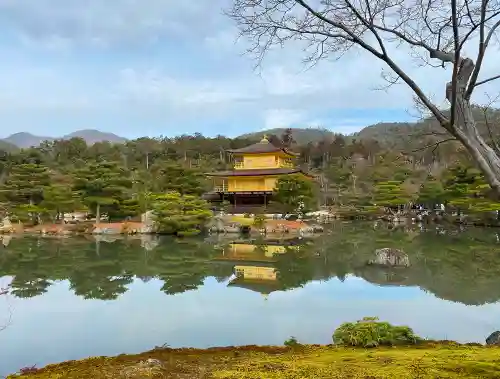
[368,247,410,267]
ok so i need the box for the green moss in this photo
[8,343,500,379]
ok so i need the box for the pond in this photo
[1,222,500,376]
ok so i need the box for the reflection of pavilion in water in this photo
[215,238,302,297]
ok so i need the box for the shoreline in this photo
[0,217,325,237]
[7,341,500,378]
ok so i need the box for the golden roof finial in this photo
[260,134,269,143]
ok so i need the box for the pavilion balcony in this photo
[214,182,228,192]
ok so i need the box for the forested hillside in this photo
[0,106,499,227]
[354,106,500,150]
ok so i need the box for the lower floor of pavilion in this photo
[203,191,282,213]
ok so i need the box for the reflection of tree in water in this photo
[2,225,500,304]
[10,275,52,298]
[0,236,224,299]
[274,245,317,289]
[154,240,224,295]
[355,267,410,286]
[318,223,500,305]
[399,231,500,305]
[69,272,133,300]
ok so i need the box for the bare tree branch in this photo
[479,93,500,154]
[226,0,500,195]
[475,73,500,87]
[294,0,386,58]
[466,18,500,98]
[409,138,457,153]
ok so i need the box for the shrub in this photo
[284,336,302,349]
[332,317,422,347]
[152,192,212,235]
[253,214,267,230]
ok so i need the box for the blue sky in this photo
[0,0,498,139]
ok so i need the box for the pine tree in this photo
[0,163,50,223]
[417,177,446,207]
[41,184,82,222]
[73,162,133,223]
[150,163,207,195]
[273,174,317,214]
[0,163,50,206]
[444,165,500,214]
[373,181,414,208]
[152,192,212,236]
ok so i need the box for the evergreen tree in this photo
[0,163,50,223]
[152,192,212,236]
[417,176,446,207]
[280,128,295,148]
[41,184,82,222]
[149,163,207,195]
[444,165,500,214]
[73,162,133,223]
[273,174,317,214]
[373,181,414,208]
[0,163,50,206]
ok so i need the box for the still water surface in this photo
[1,222,500,375]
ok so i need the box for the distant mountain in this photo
[64,129,128,145]
[3,132,54,149]
[353,107,500,152]
[1,130,127,149]
[354,122,418,142]
[239,127,336,145]
[353,122,429,149]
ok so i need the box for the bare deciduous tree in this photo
[225,0,500,194]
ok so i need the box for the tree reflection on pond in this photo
[1,222,500,305]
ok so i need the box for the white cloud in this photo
[0,0,498,137]
[0,0,219,48]
[264,109,305,129]
[117,68,260,110]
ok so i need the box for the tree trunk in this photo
[454,98,500,197]
[445,58,500,198]
[96,203,101,225]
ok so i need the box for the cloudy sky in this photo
[0,0,498,139]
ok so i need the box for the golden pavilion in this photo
[204,136,312,210]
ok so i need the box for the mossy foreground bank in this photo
[9,343,500,379]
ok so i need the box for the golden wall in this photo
[235,153,294,170]
[227,176,278,192]
[242,154,277,169]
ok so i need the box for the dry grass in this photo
[8,343,500,379]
